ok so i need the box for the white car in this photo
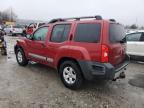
[4,25,23,36]
[126,31,144,61]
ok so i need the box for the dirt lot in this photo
[0,36,144,108]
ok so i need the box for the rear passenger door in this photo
[46,24,72,65]
[126,32,144,56]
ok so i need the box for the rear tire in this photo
[59,60,83,90]
[16,48,28,66]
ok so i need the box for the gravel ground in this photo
[0,36,144,108]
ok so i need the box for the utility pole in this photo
[10,7,12,22]
[135,18,138,29]
[0,12,2,23]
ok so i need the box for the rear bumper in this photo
[78,55,130,80]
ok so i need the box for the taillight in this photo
[101,45,109,63]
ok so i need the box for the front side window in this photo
[74,23,101,43]
[33,26,48,41]
[50,24,71,42]
[126,33,141,41]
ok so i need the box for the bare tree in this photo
[130,24,138,29]
[0,11,2,23]
[0,8,17,22]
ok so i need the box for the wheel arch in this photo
[14,45,24,54]
[57,57,84,78]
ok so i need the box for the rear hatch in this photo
[108,23,126,66]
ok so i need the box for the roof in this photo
[126,30,144,35]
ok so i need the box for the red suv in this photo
[14,16,129,89]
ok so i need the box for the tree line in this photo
[0,8,17,23]
[125,24,144,30]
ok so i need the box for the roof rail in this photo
[49,18,65,23]
[49,15,102,23]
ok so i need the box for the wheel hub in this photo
[17,51,23,63]
[63,67,76,84]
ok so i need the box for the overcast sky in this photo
[0,0,144,26]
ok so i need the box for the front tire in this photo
[16,48,28,66]
[59,61,83,90]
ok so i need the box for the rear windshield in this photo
[74,23,101,43]
[109,24,125,42]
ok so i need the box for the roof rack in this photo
[49,15,102,23]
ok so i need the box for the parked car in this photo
[4,25,23,36]
[26,22,46,35]
[14,16,129,89]
[126,30,144,61]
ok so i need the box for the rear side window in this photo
[50,24,71,42]
[74,23,101,43]
[109,24,125,42]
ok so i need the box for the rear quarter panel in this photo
[102,22,126,66]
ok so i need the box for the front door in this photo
[26,26,49,62]
[126,32,144,56]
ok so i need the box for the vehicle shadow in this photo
[26,62,59,77]
[24,62,127,95]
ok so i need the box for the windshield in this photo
[109,23,125,42]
